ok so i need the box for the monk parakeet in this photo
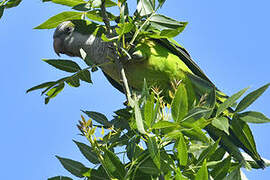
[53,20,265,168]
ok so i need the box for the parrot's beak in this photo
[53,37,62,57]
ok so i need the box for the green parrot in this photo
[53,20,265,168]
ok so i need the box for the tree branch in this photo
[100,0,132,103]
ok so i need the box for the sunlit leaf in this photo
[211,117,229,134]
[239,111,270,123]
[195,160,208,180]
[177,132,188,166]
[4,0,22,8]
[137,0,154,16]
[171,83,188,122]
[34,11,83,29]
[86,10,116,22]
[44,0,86,7]
[211,156,231,180]
[26,81,57,93]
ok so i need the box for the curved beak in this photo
[53,37,62,57]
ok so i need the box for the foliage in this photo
[0,0,22,19]
[22,0,270,179]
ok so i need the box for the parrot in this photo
[53,20,265,168]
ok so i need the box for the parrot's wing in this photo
[102,70,125,93]
[154,38,214,85]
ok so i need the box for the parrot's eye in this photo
[64,26,73,34]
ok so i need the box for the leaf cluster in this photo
[49,82,270,180]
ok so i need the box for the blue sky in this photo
[0,0,270,179]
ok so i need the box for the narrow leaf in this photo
[56,156,87,178]
[73,140,99,164]
[147,137,160,169]
[0,6,4,19]
[177,132,188,166]
[48,176,73,180]
[47,0,86,7]
[195,160,208,180]
[216,87,248,116]
[236,83,270,112]
[239,111,270,123]
[171,83,188,122]
[82,111,111,127]
[26,81,57,93]
[43,59,81,73]
[34,11,83,29]
[152,121,179,129]
[102,148,126,179]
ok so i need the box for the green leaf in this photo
[211,156,231,180]
[56,156,87,178]
[83,111,111,126]
[211,117,229,134]
[195,160,208,180]
[0,6,4,19]
[102,148,126,179]
[171,83,189,122]
[130,97,147,134]
[224,166,241,180]
[72,3,91,11]
[216,87,248,116]
[152,121,179,129]
[137,0,154,16]
[236,83,270,112]
[73,140,99,164]
[4,0,22,8]
[177,132,188,166]
[238,111,270,123]
[231,115,261,163]
[34,11,83,29]
[196,139,220,166]
[43,59,81,73]
[143,95,155,128]
[48,176,73,180]
[175,168,189,180]
[26,81,57,93]
[150,14,187,30]
[138,155,160,175]
[181,107,212,124]
[91,0,117,8]
[66,75,80,87]
[116,22,134,35]
[86,10,116,22]
[45,82,65,104]
[45,0,86,7]
[78,69,92,83]
[147,137,160,169]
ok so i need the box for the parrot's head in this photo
[53,20,106,58]
[53,21,76,57]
